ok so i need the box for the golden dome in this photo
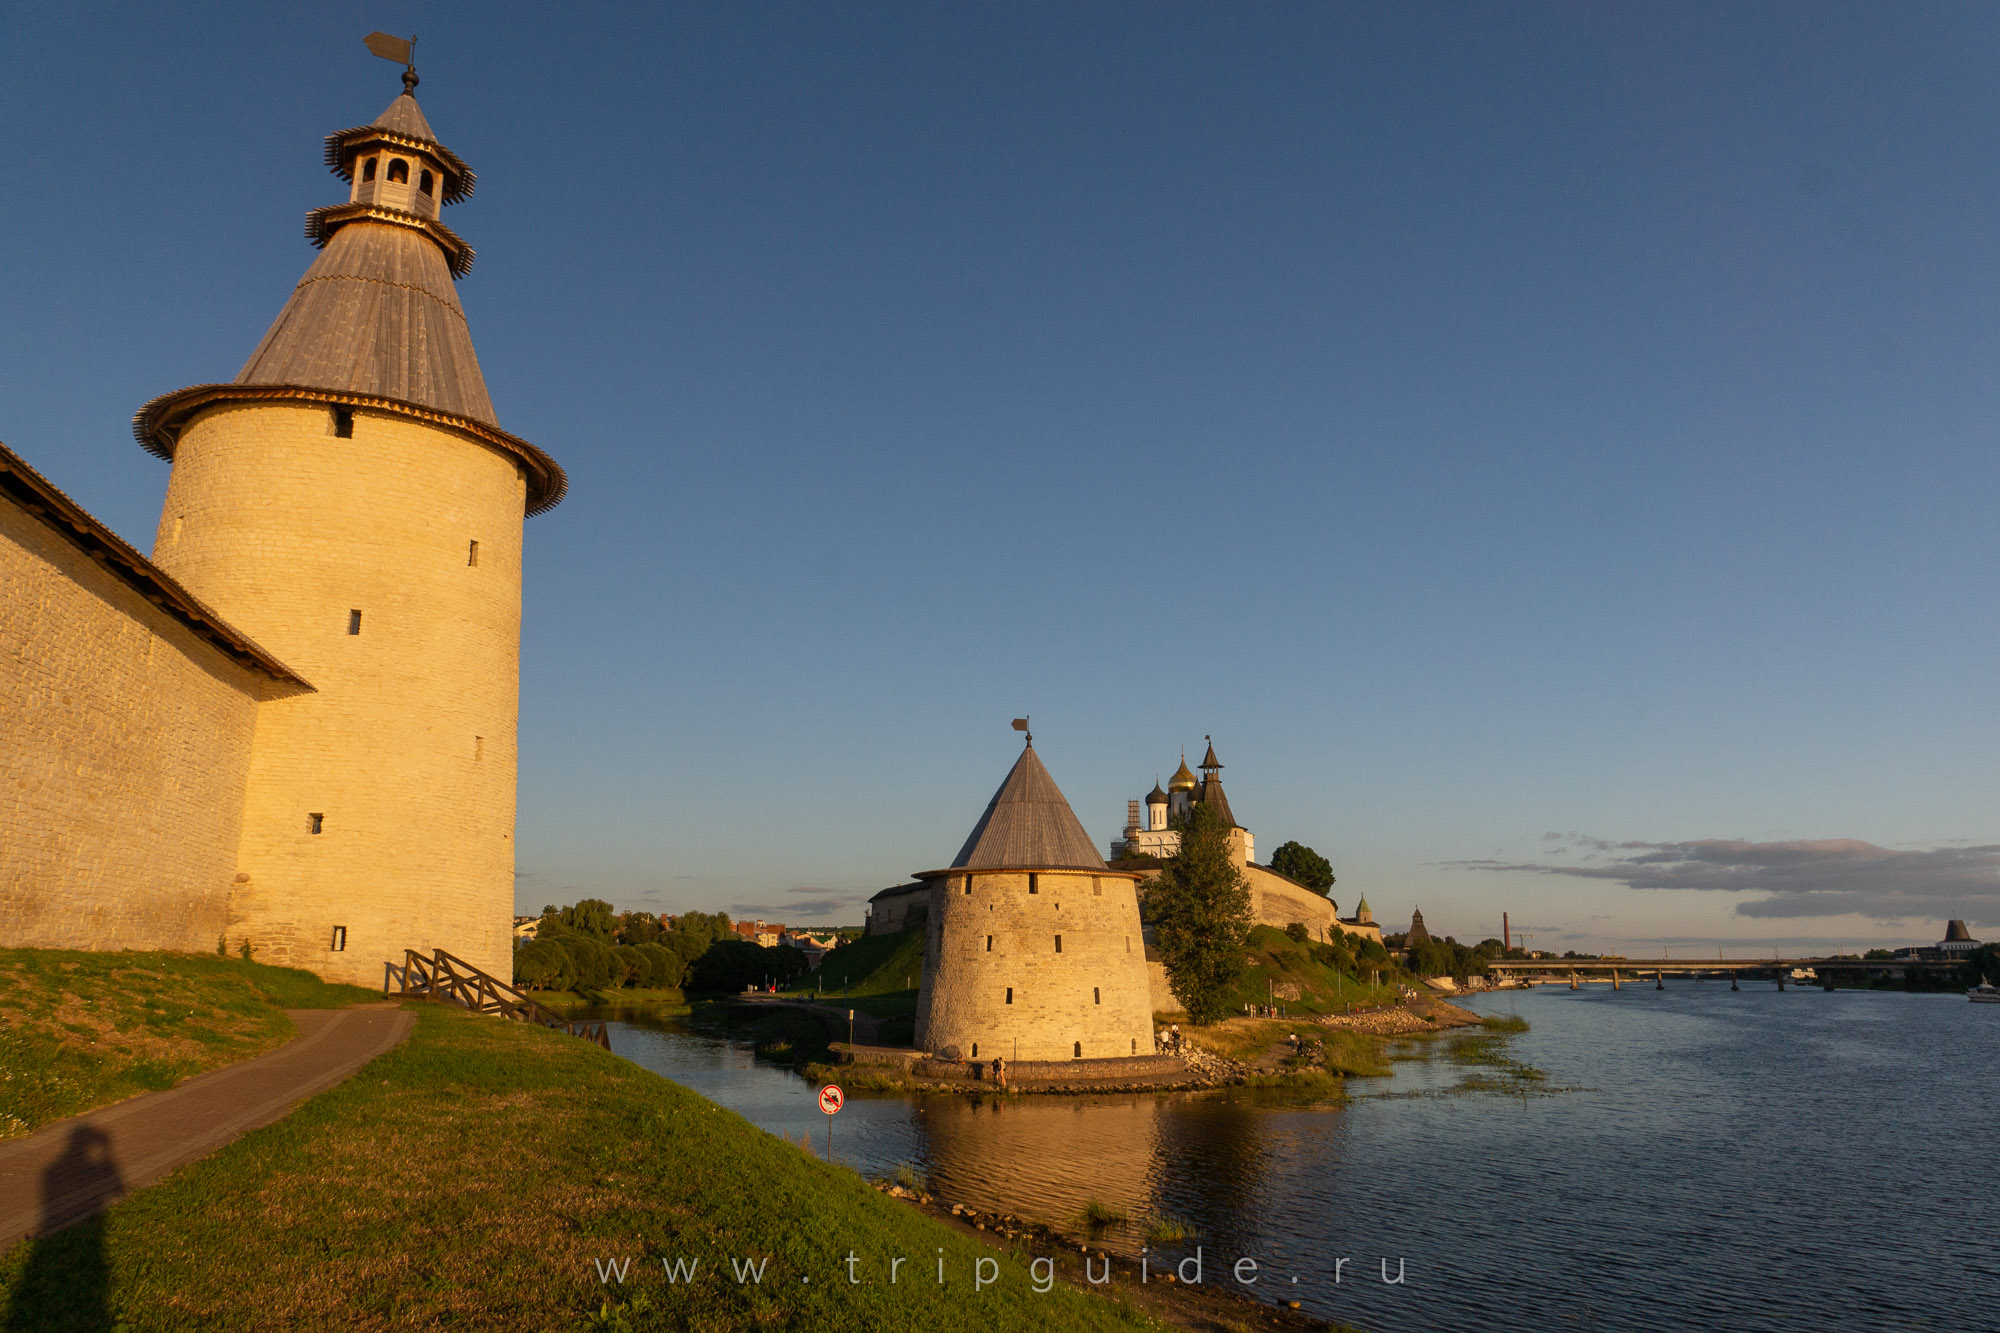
[1168,755,1198,792]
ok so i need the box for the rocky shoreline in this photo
[866,1181,1346,1332]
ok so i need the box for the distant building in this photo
[1405,907,1432,952]
[512,916,540,944]
[731,920,784,948]
[1939,920,1981,957]
[865,883,929,936]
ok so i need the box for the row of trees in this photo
[512,900,811,994]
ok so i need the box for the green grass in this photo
[1214,926,1401,1017]
[0,949,377,1140]
[1080,1199,1127,1230]
[1142,1215,1194,1246]
[793,928,925,999]
[0,1003,1158,1332]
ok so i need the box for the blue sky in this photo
[6,3,1999,949]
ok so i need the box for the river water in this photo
[594,985,1998,1332]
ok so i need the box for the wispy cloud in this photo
[1450,837,2000,925]
[728,888,868,922]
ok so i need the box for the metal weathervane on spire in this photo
[1012,716,1031,746]
[364,30,419,94]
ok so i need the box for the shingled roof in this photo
[235,217,496,423]
[938,742,1108,873]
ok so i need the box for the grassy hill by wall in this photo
[0,949,378,1140]
[1,1001,1157,1333]
[1215,926,1402,1017]
[795,927,925,998]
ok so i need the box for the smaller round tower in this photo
[913,737,1154,1064]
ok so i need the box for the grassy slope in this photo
[0,949,377,1139]
[0,1004,1155,1333]
[795,928,924,998]
[1215,925,1401,1016]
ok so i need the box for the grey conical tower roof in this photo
[234,217,496,422]
[947,743,1108,872]
[236,90,493,422]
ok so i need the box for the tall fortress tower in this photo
[131,69,563,984]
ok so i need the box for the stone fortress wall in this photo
[154,401,528,984]
[0,489,268,954]
[865,882,927,935]
[914,869,1155,1064]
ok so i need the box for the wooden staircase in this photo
[384,948,611,1048]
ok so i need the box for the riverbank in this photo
[1,1000,1169,1331]
[863,1178,1361,1333]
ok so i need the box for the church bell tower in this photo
[133,65,564,984]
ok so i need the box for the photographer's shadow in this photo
[5,1124,124,1332]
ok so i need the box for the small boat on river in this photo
[1969,983,1999,1004]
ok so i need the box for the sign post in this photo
[818,1083,844,1161]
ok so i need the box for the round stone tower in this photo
[133,72,564,985]
[913,738,1155,1063]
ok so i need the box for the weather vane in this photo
[363,30,419,94]
[1012,716,1031,746]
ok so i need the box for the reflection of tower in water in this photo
[915,1091,1332,1262]
[915,1095,1158,1243]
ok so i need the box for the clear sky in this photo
[6,3,1999,951]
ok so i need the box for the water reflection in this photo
[915,1094,1159,1239]
[597,990,2000,1333]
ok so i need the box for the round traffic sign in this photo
[818,1084,844,1115]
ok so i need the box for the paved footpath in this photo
[0,1004,414,1250]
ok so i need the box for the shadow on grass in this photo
[7,1123,123,1332]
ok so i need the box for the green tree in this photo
[617,912,664,946]
[559,898,618,941]
[512,938,574,991]
[1268,841,1335,896]
[638,942,685,989]
[1149,802,1254,1024]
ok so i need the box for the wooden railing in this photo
[384,948,611,1049]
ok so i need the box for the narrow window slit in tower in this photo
[985,935,992,952]
[474,735,483,761]
[1028,874,1038,894]
[1054,934,1062,953]
[1005,988,1013,1005]
[1093,877,1102,896]
[307,812,324,835]
[348,609,362,635]
[332,407,353,438]
[468,539,479,566]
[1094,986,1100,1004]
[1073,1041,1082,1058]
[962,876,971,895]
[330,925,346,952]
[972,1044,978,1058]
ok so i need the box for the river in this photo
[590,984,1997,1332]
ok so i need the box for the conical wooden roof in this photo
[944,743,1108,872]
[235,217,496,423]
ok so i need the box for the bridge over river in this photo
[1487,956,1965,989]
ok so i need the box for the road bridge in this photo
[1487,957,1965,991]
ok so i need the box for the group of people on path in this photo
[1155,1023,1183,1055]
[1246,1002,1286,1018]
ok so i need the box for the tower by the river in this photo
[131,68,565,983]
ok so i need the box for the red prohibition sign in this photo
[818,1084,845,1115]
